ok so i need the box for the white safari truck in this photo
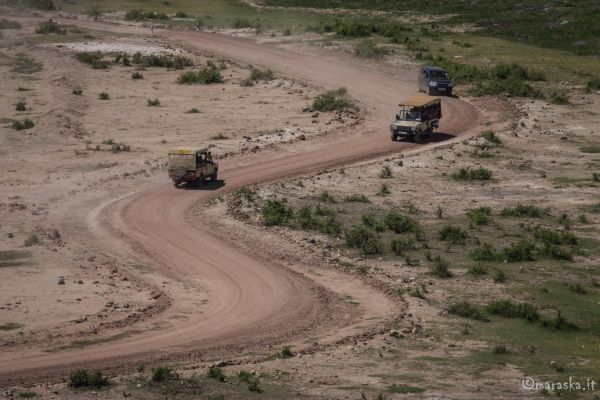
[390,95,442,143]
[168,147,218,187]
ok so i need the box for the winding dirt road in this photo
[0,21,481,382]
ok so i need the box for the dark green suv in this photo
[417,66,453,96]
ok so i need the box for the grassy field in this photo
[264,0,600,57]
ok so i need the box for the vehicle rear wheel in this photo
[172,180,180,188]
[391,134,397,142]
[415,131,423,143]
[196,175,204,186]
[211,170,218,181]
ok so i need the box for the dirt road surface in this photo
[0,20,482,383]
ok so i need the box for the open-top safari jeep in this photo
[390,95,442,143]
[168,147,218,187]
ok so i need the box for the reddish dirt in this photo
[0,19,482,384]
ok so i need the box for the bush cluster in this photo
[125,9,169,21]
[312,88,353,112]
[68,369,109,389]
[178,67,223,84]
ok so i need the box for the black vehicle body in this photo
[417,66,453,96]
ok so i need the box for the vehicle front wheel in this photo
[172,180,180,188]
[211,171,218,181]
[196,175,204,186]
[391,134,397,142]
[415,132,423,143]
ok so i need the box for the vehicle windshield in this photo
[428,70,449,80]
[398,109,421,121]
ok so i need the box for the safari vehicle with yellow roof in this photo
[168,147,218,187]
[390,95,441,143]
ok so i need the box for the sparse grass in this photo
[236,187,256,202]
[249,67,274,81]
[568,283,587,295]
[11,54,43,75]
[17,86,31,91]
[467,206,492,225]
[438,225,467,244]
[354,39,390,58]
[492,345,509,354]
[0,322,24,331]
[131,72,144,80]
[430,255,452,278]
[72,88,82,95]
[549,92,570,105]
[68,369,109,389]
[178,68,223,84]
[361,213,386,232]
[12,118,35,131]
[586,78,600,91]
[24,234,39,246]
[207,366,226,382]
[74,52,109,69]
[175,11,188,18]
[448,301,488,321]
[345,226,382,255]
[147,98,161,106]
[500,204,547,218]
[186,108,200,114]
[35,20,66,35]
[470,242,500,261]
[312,87,353,112]
[481,130,502,145]
[0,19,22,29]
[262,199,292,226]
[580,145,600,154]
[388,384,425,394]
[492,269,507,283]
[317,190,336,203]
[486,300,539,321]
[151,366,178,382]
[344,194,369,203]
[29,0,56,10]
[98,92,110,100]
[389,237,415,255]
[451,167,492,181]
[541,311,578,331]
[467,264,487,276]
[379,165,392,178]
[211,133,229,140]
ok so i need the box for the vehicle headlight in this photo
[429,81,438,87]
[448,82,453,87]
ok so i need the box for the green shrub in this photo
[312,88,352,112]
[24,233,39,246]
[361,213,386,232]
[568,283,586,295]
[178,68,223,84]
[502,239,535,262]
[175,11,188,18]
[297,206,342,235]
[344,194,369,203]
[492,345,509,354]
[187,108,200,113]
[549,92,570,105]
[125,9,169,21]
[237,370,253,382]
[389,237,415,255]
[317,190,336,203]
[0,19,22,29]
[500,204,546,218]
[470,242,499,261]
[438,225,467,244]
[151,366,178,382]
[74,52,109,69]
[86,5,103,16]
[379,165,392,178]
[12,118,35,131]
[68,369,109,389]
[98,92,110,100]
[207,366,225,382]
[72,88,82,95]
[377,184,391,196]
[492,269,506,283]
[281,346,293,358]
[384,211,419,234]
[431,255,452,278]
[541,311,578,331]
[132,53,192,69]
[467,206,492,225]
[539,243,573,261]
[262,200,292,226]
[586,78,600,91]
[29,0,55,10]
[131,71,143,79]
[467,264,487,276]
[249,67,274,82]
[15,100,27,111]
[354,39,390,58]
[486,300,538,321]
[452,167,492,181]
[147,98,160,106]
[236,187,255,202]
[345,226,382,255]
[248,376,262,392]
[448,301,488,321]
[531,226,578,245]
[481,130,502,145]
[35,20,65,34]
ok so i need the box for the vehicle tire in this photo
[391,134,397,142]
[196,175,204,186]
[415,131,422,143]
[211,170,218,181]
[172,180,180,188]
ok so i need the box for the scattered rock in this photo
[58,276,65,285]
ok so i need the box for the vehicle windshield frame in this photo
[397,107,422,121]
